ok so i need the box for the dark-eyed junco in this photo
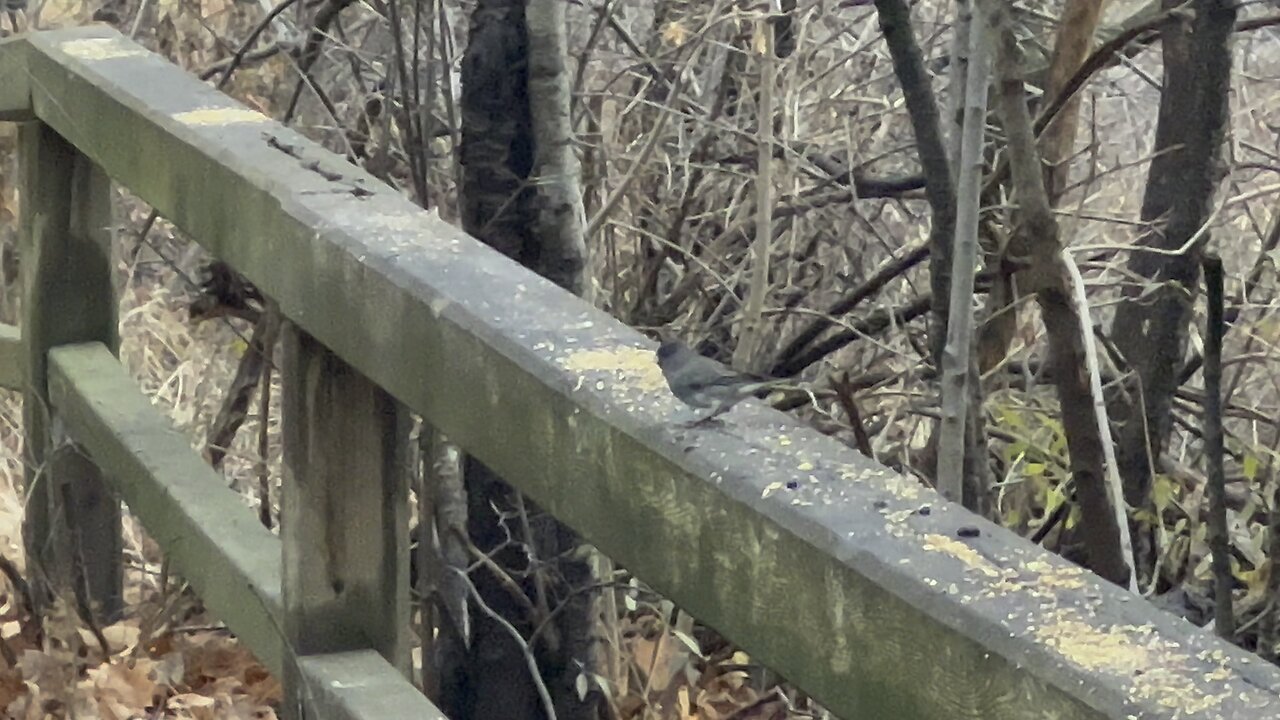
[656,340,787,425]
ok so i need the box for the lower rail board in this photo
[298,651,448,720]
[47,342,285,674]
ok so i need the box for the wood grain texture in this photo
[281,326,411,691]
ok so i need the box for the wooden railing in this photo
[2,26,1279,720]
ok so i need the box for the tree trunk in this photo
[526,0,587,295]
[978,0,1133,588]
[876,0,994,511]
[937,6,991,509]
[449,2,602,719]
[873,0,956,367]
[1108,0,1236,513]
[1039,0,1109,205]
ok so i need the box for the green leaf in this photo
[1152,474,1177,514]
[1044,484,1065,517]
[1243,453,1259,481]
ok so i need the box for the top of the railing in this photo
[3,25,1278,720]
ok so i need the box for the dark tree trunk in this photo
[873,0,956,367]
[459,1,536,264]
[447,3,603,720]
[1108,0,1236,512]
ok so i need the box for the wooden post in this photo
[281,325,410,717]
[19,121,122,621]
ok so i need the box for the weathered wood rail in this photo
[1,25,1278,720]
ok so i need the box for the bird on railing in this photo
[656,340,794,426]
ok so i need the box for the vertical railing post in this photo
[281,324,411,716]
[19,121,122,621]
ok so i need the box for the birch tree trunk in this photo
[526,0,587,296]
[938,9,991,506]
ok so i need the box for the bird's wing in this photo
[698,362,754,387]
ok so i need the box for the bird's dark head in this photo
[655,340,684,366]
